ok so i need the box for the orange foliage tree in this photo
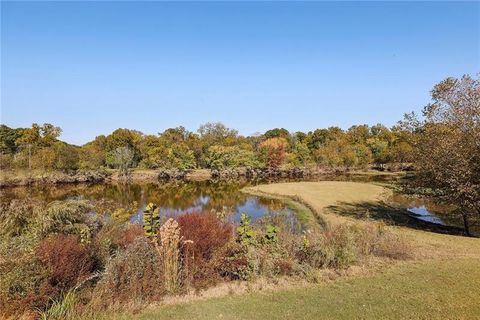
[259,137,288,169]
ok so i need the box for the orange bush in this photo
[176,212,233,288]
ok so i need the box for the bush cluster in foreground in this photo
[0,199,411,319]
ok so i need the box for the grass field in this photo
[99,182,480,320]
[109,258,480,320]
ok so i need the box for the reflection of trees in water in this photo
[2,180,296,220]
[202,181,247,212]
[146,181,200,209]
[255,197,286,211]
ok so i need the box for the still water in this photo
[0,180,295,223]
[0,174,453,227]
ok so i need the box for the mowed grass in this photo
[109,259,480,320]
[97,182,480,320]
[245,181,390,225]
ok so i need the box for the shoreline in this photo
[0,167,404,188]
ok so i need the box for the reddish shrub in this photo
[176,212,233,288]
[115,224,145,249]
[36,234,98,299]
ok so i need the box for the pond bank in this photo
[0,167,404,188]
[0,167,335,188]
[0,170,109,188]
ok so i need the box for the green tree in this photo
[287,141,312,167]
[205,145,258,170]
[198,122,238,147]
[264,128,290,140]
[54,142,80,172]
[0,125,20,154]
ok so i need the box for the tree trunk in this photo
[462,213,471,237]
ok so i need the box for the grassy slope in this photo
[116,259,480,320]
[109,182,480,320]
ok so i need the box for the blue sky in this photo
[1,1,479,145]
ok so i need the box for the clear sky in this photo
[1,1,479,145]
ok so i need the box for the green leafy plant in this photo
[143,203,160,237]
[237,213,255,245]
[264,224,278,244]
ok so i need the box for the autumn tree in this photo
[197,122,238,147]
[80,135,108,169]
[411,75,480,235]
[259,138,288,170]
[391,112,419,166]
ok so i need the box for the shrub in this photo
[0,233,100,317]
[297,234,336,269]
[274,258,294,276]
[36,200,94,238]
[143,203,160,237]
[115,224,145,249]
[347,222,412,260]
[94,222,145,264]
[176,212,233,288]
[0,251,46,317]
[327,225,358,268]
[93,238,164,306]
[264,224,279,244]
[371,230,412,260]
[214,242,252,281]
[36,234,100,300]
[299,225,357,269]
[0,198,42,238]
[300,222,412,270]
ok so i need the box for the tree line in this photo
[0,121,414,173]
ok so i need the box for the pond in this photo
[0,174,458,229]
[388,193,457,227]
[0,180,297,224]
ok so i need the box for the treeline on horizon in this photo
[1,73,477,180]
[0,119,415,173]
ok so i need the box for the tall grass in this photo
[38,289,77,320]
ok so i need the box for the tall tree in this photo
[411,75,480,235]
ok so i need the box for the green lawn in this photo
[110,258,480,320]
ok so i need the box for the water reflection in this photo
[389,193,455,227]
[0,180,295,223]
[407,207,444,225]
